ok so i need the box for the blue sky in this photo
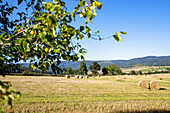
[7,0,170,60]
[66,0,170,60]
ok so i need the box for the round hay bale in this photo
[116,77,122,81]
[79,75,83,79]
[150,81,161,90]
[138,80,149,89]
[85,76,89,78]
[65,75,70,78]
[156,77,162,80]
[121,76,126,79]
[75,75,79,78]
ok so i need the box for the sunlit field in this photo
[0,74,170,113]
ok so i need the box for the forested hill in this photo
[59,56,170,69]
[20,56,170,70]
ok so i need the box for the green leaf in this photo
[113,35,119,42]
[93,9,97,16]
[120,31,127,34]
[0,32,5,38]
[95,31,99,34]
[73,55,79,62]
[45,33,53,41]
[117,33,122,43]
[52,27,57,37]
[29,62,35,70]
[80,55,85,61]
[113,33,122,43]
[87,33,91,38]
[53,0,58,4]
[79,48,87,54]
[61,1,65,7]
[79,13,83,18]
[18,0,23,5]
[80,26,84,32]
[26,43,30,52]
[16,92,21,99]
[95,1,102,10]
[35,17,44,21]
[86,9,93,20]
[90,2,95,10]
[85,26,91,33]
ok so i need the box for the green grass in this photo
[0,75,170,113]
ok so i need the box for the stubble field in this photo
[0,74,170,113]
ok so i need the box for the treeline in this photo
[1,60,170,76]
[0,62,22,76]
[126,68,170,75]
[61,61,123,76]
[0,62,53,76]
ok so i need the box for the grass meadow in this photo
[0,74,170,113]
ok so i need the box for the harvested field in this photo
[0,74,170,113]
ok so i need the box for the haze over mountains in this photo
[20,56,170,70]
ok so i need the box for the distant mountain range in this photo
[20,56,170,70]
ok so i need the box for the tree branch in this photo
[5,23,41,41]
[26,11,38,24]
[0,43,19,46]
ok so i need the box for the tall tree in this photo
[102,65,108,75]
[72,69,80,75]
[89,62,100,74]
[107,64,122,75]
[66,67,73,74]
[115,66,122,75]
[79,61,88,75]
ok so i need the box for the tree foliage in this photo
[130,70,136,75]
[0,0,126,108]
[0,0,125,74]
[0,81,21,108]
[137,70,142,75]
[89,62,100,74]
[66,67,73,74]
[107,64,122,75]
[79,61,88,75]
[102,65,108,75]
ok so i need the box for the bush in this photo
[130,70,136,75]
[22,71,34,76]
[33,73,45,76]
[121,72,127,75]
[22,71,28,75]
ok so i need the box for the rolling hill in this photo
[19,56,170,70]
[59,56,170,69]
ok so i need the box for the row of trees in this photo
[128,70,142,75]
[62,61,99,75]
[102,64,122,75]
[64,61,122,75]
